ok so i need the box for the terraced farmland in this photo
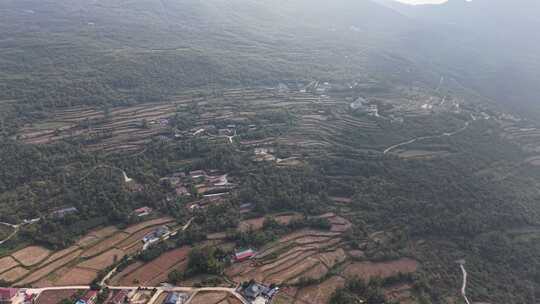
[0,217,177,287]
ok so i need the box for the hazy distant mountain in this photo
[0,0,539,115]
[373,0,540,115]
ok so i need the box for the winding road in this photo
[458,260,471,304]
[383,120,472,155]
[23,286,248,304]
[0,218,41,245]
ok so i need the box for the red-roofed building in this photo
[81,290,98,304]
[133,207,152,217]
[234,249,256,263]
[0,288,18,304]
[107,290,128,304]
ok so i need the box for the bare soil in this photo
[81,232,129,258]
[342,258,418,280]
[295,276,345,304]
[189,292,229,304]
[0,256,19,273]
[12,246,51,266]
[0,266,29,283]
[77,248,126,270]
[16,249,82,286]
[36,290,82,304]
[123,217,174,234]
[54,267,98,286]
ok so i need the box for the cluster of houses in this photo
[75,290,98,304]
[253,148,276,162]
[0,288,18,304]
[142,226,170,249]
[160,170,236,210]
[238,282,279,304]
[350,97,379,117]
[0,288,36,304]
[163,292,189,304]
[132,207,153,217]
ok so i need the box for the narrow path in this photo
[102,217,194,285]
[383,120,471,155]
[458,261,471,304]
[0,226,19,245]
[0,218,40,245]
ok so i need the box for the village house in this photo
[142,226,169,243]
[164,292,189,304]
[233,248,256,263]
[75,290,98,304]
[50,207,78,218]
[189,170,206,179]
[0,288,18,304]
[133,207,152,217]
[238,282,278,304]
[107,290,128,304]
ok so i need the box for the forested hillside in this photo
[2,0,540,303]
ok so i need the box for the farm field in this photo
[0,217,177,287]
[15,86,476,160]
[223,213,421,303]
[189,291,229,304]
[6,83,535,303]
[112,246,190,286]
[12,246,51,267]
[36,290,82,304]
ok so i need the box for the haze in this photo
[395,0,447,4]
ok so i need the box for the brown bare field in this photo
[271,293,296,304]
[16,249,82,286]
[0,256,19,273]
[78,248,125,270]
[295,276,345,304]
[82,232,129,258]
[40,246,81,266]
[116,247,190,285]
[260,251,316,274]
[207,232,227,240]
[36,289,82,304]
[189,291,228,304]
[329,216,352,233]
[348,250,365,259]
[123,242,144,256]
[77,235,100,247]
[54,267,98,286]
[117,227,157,250]
[224,260,252,279]
[330,197,353,204]
[109,261,144,285]
[226,296,243,304]
[294,236,332,245]
[123,217,174,234]
[238,217,265,232]
[146,260,188,286]
[342,258,418,280]
[384,284,415,304]
[0,266,29,282]
[279,230,341,243]
[238,214,302,233]
[289,263,328,284]
[318,249,347,268]
[265,258,321,284]
[274,213,303,225]
[12,246,51,266]
[88,226,119,239]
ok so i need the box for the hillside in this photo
[2,1,540,303]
